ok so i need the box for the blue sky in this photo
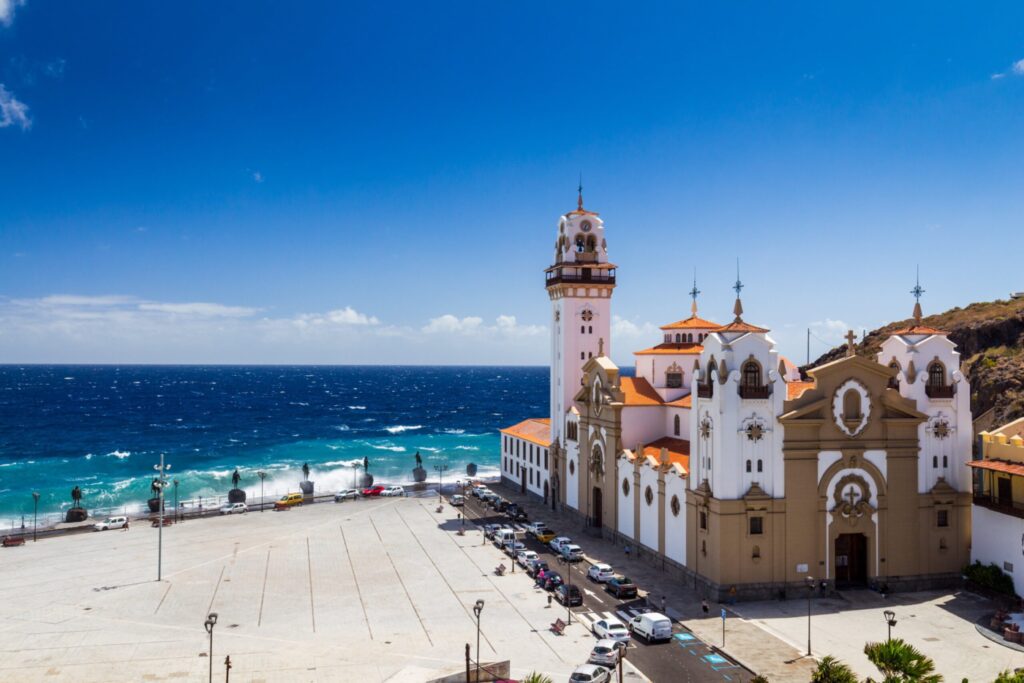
[1,1,1023,364]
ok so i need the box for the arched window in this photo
[674,415,681,436]
[575,234,586,252]
[588,325,592,334]
[670,495,681,516]
[644,486,654,506]
[687,333,693,343]
[942,455,948,468]
[888,361,901,389]
[622,478,630,497]
[585,234,597,252]
[933,455,938,468]
[757,459,763,473]
[928,362,945,388]
[675,333,681,343]
[580,352,585,360]
[742,361,761,387]
[580,325,585,334]
[843,390,862,420]
[745,459,752,473]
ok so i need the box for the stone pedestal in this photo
[466,463,478,477]
[147,497,163,513]
[359,473,374,488]
[228,488,247,504]
[299,480,314,495]
[412,467,427,483]
[65,508,88,523]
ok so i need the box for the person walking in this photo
[661,595,667,614]
[624,544,631,560]
[123,517,130,532]
[701,599,709,615]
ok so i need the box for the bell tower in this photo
[546,185,616,447]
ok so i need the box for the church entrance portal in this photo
[835,533,868,587]
[592,487,603,528]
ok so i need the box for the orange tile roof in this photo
[968,459,1024,477]
[660,315,723,331]
[620,377,664,406]
[500,417,552,448]
[642,437,690,474]
[787,380,816,400]
[717,320,770,334]
[666,394,692,408]
[890,325,947,336]
[634,343,704,356]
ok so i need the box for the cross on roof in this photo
[732,259,744,298]
[911,266,925,302]
[689,271,701,316]
[845,329,857,356]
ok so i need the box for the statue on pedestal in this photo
[66,485,88,522]
[299,462,314,495]
[412,451,427,483]
[228,468,247,503]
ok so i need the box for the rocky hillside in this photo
[805,297,1024,427]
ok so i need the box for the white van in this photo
[629,612,672,642]
[494,528,515,548]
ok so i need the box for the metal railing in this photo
[545,272,615,287]
[739,384,770,399]
[926,384,955,399]
[974,494,1024,519]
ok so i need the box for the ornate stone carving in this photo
[832,379,871,437]
[699,415,712,440]
[832,473,873,526]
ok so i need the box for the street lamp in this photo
[434,461,450,502]
[257,471,266,512]
[154,455,171,581]
[473,599,484,681]
[173,479,179,522]
[805,576,815,656]
[31,492,39,542]
[884,609,897,641]
[204,612,218,683]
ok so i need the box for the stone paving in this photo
[0,495,630,682]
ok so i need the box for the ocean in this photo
[0,365,548,521]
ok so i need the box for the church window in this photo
[622,478,630,497]
[670,495,680,516]
[666,371,683,389]
[749,517,763,535]
[752,545,761,559]
[928,362,945,388]
[545,450,549,469]
[581,352,585,361]
[588,325,592,334]
[757,459,763,473]
[932,455,938,468]
[575,234,586,252]
[888,361,901,389]
[937,510,949,528]
[942,455,948,468]
[701,539,707,555]
[742,361,762,388]
[569,460,575,475]
[585,234,596,252]
[675,334,681,343]
[588,352,593,359]
[745,460,751,473]
[644,486,654,506]
[674,415,681,436]
[581,325,585,334]
[687,333,693,343]
[664,334,671,343]
[699,511,707,530]
[843,389,862,420]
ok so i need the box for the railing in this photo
[926,384,955,399]
[574,252,598,263]
[974,494,1024,520]
[697,383,713,399]
[545,271,615,287]
[739,384,770,399]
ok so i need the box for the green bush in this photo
[963,561,1017,596]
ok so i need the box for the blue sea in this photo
[0,366,548,521]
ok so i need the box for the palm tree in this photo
[750,676,770,683]
[520,674,553,683]
[812,656,858,683]
[863,638,942,683]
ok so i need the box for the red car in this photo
[361,485,385,497]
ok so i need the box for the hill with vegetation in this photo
[805,297,1024,427]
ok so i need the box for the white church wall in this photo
[664,474,687,565]
[664,407,691,441]
[638,465,660,551]
[621,407,665,453]
[617,459,635,540]
[566,440,579,511]
[972,505,1024,597]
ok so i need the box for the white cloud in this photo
[38,294,139,307]
[0,84,31,130]
[1013,58,1024,76]
[295,306,380,326]
[137,302,258,318]
[611,315,657,340]
[0,0,25,26]
[808,318,856,346]
[252,171,263,183]
[423,314,484,334]
[422,313,545,338]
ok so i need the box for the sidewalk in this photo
[492,484,818,682]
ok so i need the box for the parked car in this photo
[527,559,549,578]
[516,549,538,568]
[483,523,502,540]
[93,516,128,531]
[628,612,673,643]
[549,536,572,553]
[555,583,582,606]
[504,540,525,556]
[587,563,614,583]
[525,521,549,536]
[541,571,564,590]
[570,664,612,683]
[507,508,528,522]
[219,502,248,515]
[361,485,385,497]
[591,616,630,643]
[493,527,515,548]
[274,493,304,510]
[472,487,491,499]
[535,530,556,544]
[588,639,622,667]
[449,494,465,506]
[334,489,360,502]
[492,499,509,512]
[560,543,584,562]
[381,486,405,497]
[606,575,638,599]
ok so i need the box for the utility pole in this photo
[154,454,171,581]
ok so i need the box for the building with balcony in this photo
[971,419,1024,596]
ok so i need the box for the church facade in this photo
[500,193,974,599]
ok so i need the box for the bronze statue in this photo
[231,468,241,488]
[302,462,310,481]
[70,486,82,509]
[363,456,369,472]
[415,451,422,468]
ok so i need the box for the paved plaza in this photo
[0,495,634,682]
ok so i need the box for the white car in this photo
[570,664,611,683]
[516,549,538,567]
[549,536,572,553]
[504,540,525,556]
[219,502,248,515]
[591,616,630,643]
[588,563,614,582]
[472,487,492,499]
[93,516,128,531]
[588,639,622,667]
[525,521,549,536]
[334,489,360,502]
[381,486,405,497]
[449,494,465,506]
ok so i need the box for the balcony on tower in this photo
[545,262,617,288]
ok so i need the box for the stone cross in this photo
[845,485,859,508]
[845,330,857,356]
[598,337,605,356]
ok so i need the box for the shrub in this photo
[812,656,858,683]
[963,561,1017,596]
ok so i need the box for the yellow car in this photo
[274,492,304,510]
[535,531,556,544]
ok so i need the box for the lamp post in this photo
[204,612,218,683]
[154,454,171,581]
[434,461,449,502]
[473,599,484,681]
[257,471,266,512]
[224,655,232,682]
[884,609,897,641]
[805,576,815,656]
[173,479,179,522]
[31,492,39,542]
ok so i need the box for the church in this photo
[500,191,974,600]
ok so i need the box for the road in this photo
[460,494,752,683]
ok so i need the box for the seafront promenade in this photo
[0,490,610,682]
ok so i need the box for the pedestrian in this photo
[624,544,631,560]
[661,595,666,614]
[123,517,130,532]
[701,599,709,615]
[547,594,553,608]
